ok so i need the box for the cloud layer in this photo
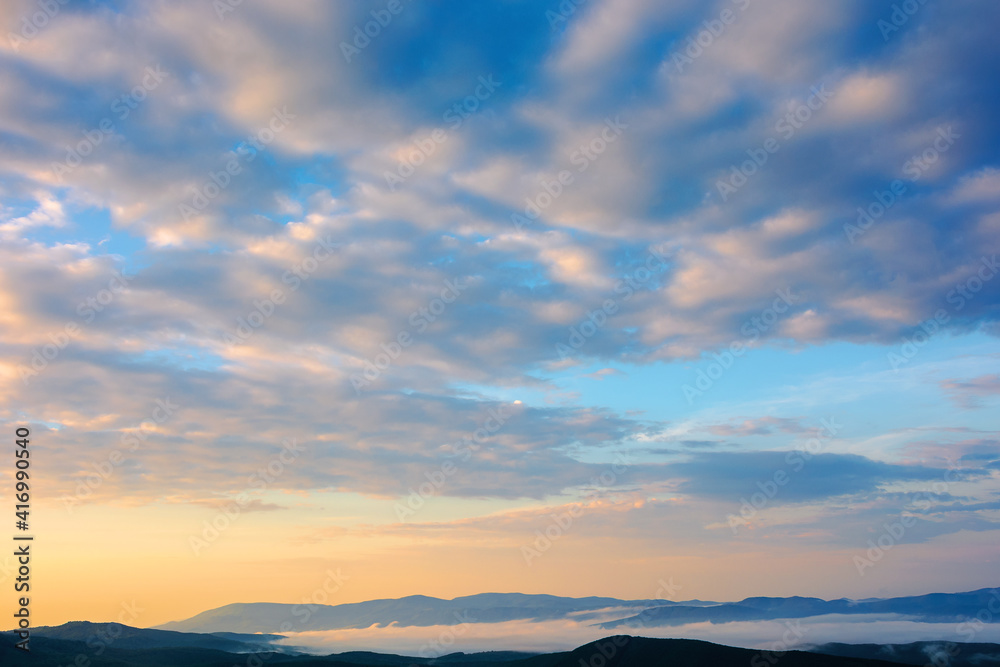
[1,0,999,626]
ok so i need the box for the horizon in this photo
[1,0,999,658]
[10,583,991,631]
[144,584,1000,623]
[14,587,1000,657]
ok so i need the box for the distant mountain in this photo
[600,588,1000,629]
[0,631,913,667]
[155,588,1000,634]
[154,592,670,633]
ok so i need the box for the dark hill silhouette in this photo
[0,632,917,667]
[812,641,1000,666]
[518,636,908,667]
[30,620,285,652]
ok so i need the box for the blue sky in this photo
[1,0,999,626]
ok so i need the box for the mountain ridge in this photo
[153,587,1000,634]
[601,587,1000,628]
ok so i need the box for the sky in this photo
[0,0,999,631]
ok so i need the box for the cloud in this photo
[189,497,288,513]
[582,367,625,381]
[670,451,977,503]
[707,417,810,437]
[275,614,1000,656]
[1,0,998,401]
[940,375,1000,408]
[2,0,1000,616]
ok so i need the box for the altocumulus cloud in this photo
[0,0,998,579]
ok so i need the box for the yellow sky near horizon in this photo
[2,495,997,629]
